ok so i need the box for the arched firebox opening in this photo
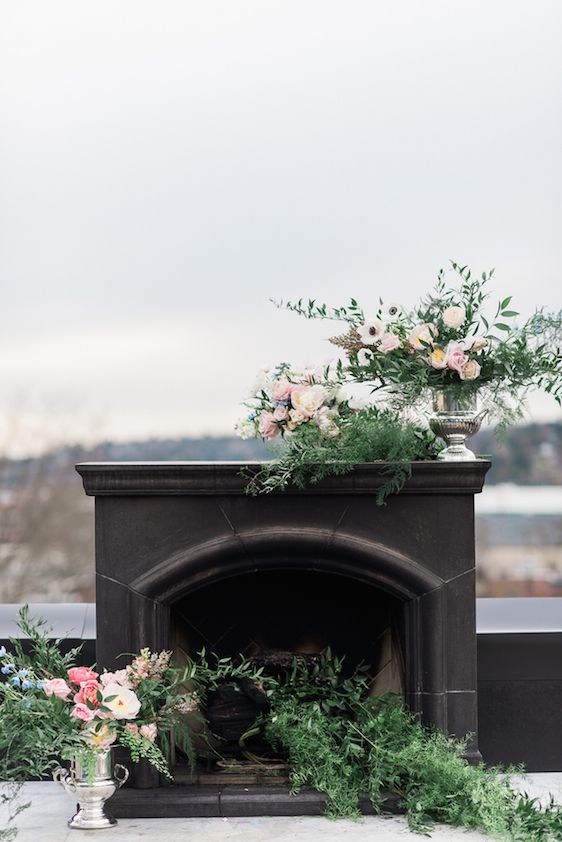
[169,568,405,783]
[172,569,404,692]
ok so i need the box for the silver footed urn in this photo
[429,388,484,461]
[53,749,129,830]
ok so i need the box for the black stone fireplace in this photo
[76,460,490,817]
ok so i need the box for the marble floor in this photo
[2,775,562,842]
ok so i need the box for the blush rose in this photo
[43,678,72,699]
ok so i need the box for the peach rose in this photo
[445,342,468,373]
[68,667,98,685]
[443,306,465,328]
[471,336,488,352]
[71,702,96,722]
[43,678,72,699]
[258,411,279,441]
[74,679,102,708]
[459,359,481,380]
[408,323,436,350]
[379,332,400,353]
[271,379,293,401]
[291,384,327,417]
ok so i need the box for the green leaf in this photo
[494,323,511,331]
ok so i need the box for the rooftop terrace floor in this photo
[5,775,562,842]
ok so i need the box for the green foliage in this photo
[244,408,441,504]
[118,728,172,779]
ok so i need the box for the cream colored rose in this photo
[287,409,306,430]
[408,323,436,350]
[471,337,488,352]
[459,359,481,380]
[443,306,465,328]
[290,384,327,417]
[101,683,141,720]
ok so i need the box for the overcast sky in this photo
[1,1,561,453]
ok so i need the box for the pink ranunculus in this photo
[445,342,468,373]
[71,702,96,722]
[100,669,130,688]
[124,722,139,733]
[273,405,289,422]
[258,410,279,441]
[271,379,294,401]
[379,332,400,353]
[74,679,102,708]
[43,678,72,700]
[140,723,157,742]
[68,667,98,685]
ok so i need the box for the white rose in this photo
[101,683,141,720]
[442,306,466,329]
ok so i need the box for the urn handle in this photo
[113,764,129,788]
[53,766,77,794]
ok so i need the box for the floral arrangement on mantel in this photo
[0,610,198,802]
[236,263,561,498]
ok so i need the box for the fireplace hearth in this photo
[76,460,489,817]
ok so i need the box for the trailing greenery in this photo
[244,407,441,504]
[195,651,562,840]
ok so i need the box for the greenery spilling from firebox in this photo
[195,650,562,841]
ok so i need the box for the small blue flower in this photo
[17,669,29,679]
[247,412,256,421]
[9,675,21,687]
[36,680,45,690]
[21,680,34,690]
[1,663,15,674]
[0,646,6,658]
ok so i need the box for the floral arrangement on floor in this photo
[275,262,562,428]
[0,608,199,788]
[3,614,562,840]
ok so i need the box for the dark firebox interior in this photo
[171,569,405,781]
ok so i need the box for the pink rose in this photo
[71,702,96,722]
[445,342,468,373]
[125,722,139,733]
[379,332,400,353]
[273,405,289,422]
[74,679,102,708]
[43,678,72,700]
[68,667,98,685]
[140,723,157,742]
[258,410,279,441]
[271,379,294,401]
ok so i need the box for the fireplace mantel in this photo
[77,460,489,496]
